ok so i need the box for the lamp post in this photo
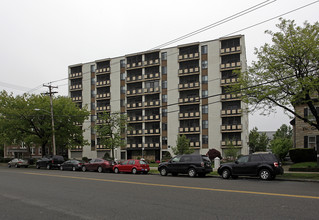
[35,108,56,156]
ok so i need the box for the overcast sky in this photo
[0,0,318,131]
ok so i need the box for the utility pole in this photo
[43,84,58,156]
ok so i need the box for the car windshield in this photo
[139,160,147,165]
[171,156,181,162]
[202,156,211,162]
[237,156,249,163]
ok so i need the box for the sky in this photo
[0,0,318,132]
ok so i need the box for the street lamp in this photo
[35,108,56,156]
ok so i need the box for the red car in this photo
[82,158,114,173]
[113,159,149,174]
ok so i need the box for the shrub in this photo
[289,148,317,163]
[162,151,172,161]
[206,148,222,161]
[82,157,89,162]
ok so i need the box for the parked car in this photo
[82,158,114,173]
[8,158,29,168]
[60,160,84,171]
[36,155,65,170]
[217,152,284,180]
[113,159,149,174]
[158,154,212,177]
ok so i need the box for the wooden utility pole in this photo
[43,84,58,155]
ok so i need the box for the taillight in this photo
[201,162,204,167]
[274,162,279,167]
[105,161,109,165]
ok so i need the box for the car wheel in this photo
[60,166,63,171]
[188,168,196,177]
[97,166,103,173]
[172,172,178,176]
[36,164,40,169]
[8,164,11,168]
[46,164,51,170]
[259,169,271,180]
[221,168,231,179]
[72,166,76,171]
[114,168,119,174]
[82,166,86,172]
[132,168,137,174]
[160,167,168,176]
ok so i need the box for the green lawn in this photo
[290,162,318,169]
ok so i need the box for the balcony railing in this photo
[144,143,160,148]
[144,59,160,66]
[69,84,82,90]
[220,62,241,70]
[96,106,110,112]
[179,96,200,105]
[126,88,143,96]
[221,93,241,101]
[127,116,143,122]
[220,46,241,54]
[178,52,200,61]
[144,87,160,94]
[190,141,200,147]
[221,124,242,132]
[144,100,160,108]
[127,102,143,109]
[96,67,110,73]
[126,62,143,69]
[96,93,111,99]
[144,128,160,135]
[126,75,143,83]
[179,111,200,119]
[126,143,143,148]
[144,72,160,80]
[127,129,143,136]
[178,67,200,75]
[72,96,82,102]
[221,109,242,117]
[178,82,200,90]
[70,146,83,151]
[220,78,238,86]
[221,140,242,147]
[69,72,82,78]
[96,80,110,86]
[144,115,160,121]
[179,126,200,133]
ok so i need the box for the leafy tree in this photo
[206,148,222,161]
[249,127,269,153]
[232,19,319,130]
[172,134,194,155]
[0,91,89,156]
[95,112,128,159]
[270,124,293,160]
[224,140,240,161]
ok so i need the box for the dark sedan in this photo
[60,160,84,171]
[82,158,114,173]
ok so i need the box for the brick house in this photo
[4,144,43,159]
[290,104,319,151]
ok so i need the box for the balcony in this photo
[127,116,143,123]
[127,102,143,109]
[179,126,200,134]
[127,129,143,136]
[221,109,242,117]
[126,88,143,96]
[69,72,82,78]
[220,78,238,86]
[96,106,110,112]
[178,67,200,76]
[126,75,143,83]
[221,93,241,101]
[179,96,200,105]
[144,115,160,121]
[96,67,110,74]
[69,84,82,91]
[220,62,241,70]
[72,96,82,102]
[144,100,160,108]
[144,87,160,94]
[178,82,200,91]
[144,59,160,67]
[126,62,143,70]
[126,143,143,148]
[190,141,200,147]
[144,72,160,81]
[221,124,242,132]
[144,143,160,148]
[70,146,83,151]
[178,52,200,61]
[179,111,200,119]
[144,128,160,135]
[96,93,111,100]
[220,46,241,55]
[96,80,110,87]
[221,140,242,147]
[96,145,108,150]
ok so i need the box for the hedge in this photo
[289,148,317,163]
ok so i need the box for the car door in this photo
[120,160,129,172]
[128,160,135,172]
[232,155,249,175]
[179,155,192,173]
[245,155,262,175]
[87,159,95,171]
[168,155,181,173]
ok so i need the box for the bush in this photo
[289,148,317,163]
[162,151,172,161]
[206,148,222,161]
[82,157,89,162]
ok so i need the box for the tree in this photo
[206,148,222,161]
[172,134,194,155]
[249,127,269,153]
[232,19,319,130]
[270,124,293,160]
[0,91,89,156]
[95,112,128,159]
[224,140,240,161]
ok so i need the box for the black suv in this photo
[36,155,65,170]
[158,154,212,177]
[217,153,284,180]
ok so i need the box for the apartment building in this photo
[68,35,249,161]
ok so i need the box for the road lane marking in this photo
[23,172,319,200]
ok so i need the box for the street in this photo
[0,166,318,220]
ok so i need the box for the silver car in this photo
[8,158,29,168]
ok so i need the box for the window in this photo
[120,59,126,68]
[237,155,249,163]
[31,147,35,155]
[309,136,316,148]
[202,135,208,144]
[91,65,96,73]
[202,120,208,129]
[202,90,208,98]
[162,123,167,131]
[162,80,167,89]
[120,99,125,107]
[162,66,167,74]
[202,75,208,84]
[38,147,42,155]
[304,107,319,121]
[250,155,262,162]
[120,86,125,94]
[162,94,167,103]
[201,45,208,54]
[120,73,126,80]
[202,105,208,114]
[162,137,168,145]
[129,160,135,165]
[172,155,181,162]
[202,60,208,69]
[161,52,167,60]
[180,156,192,162]
[162,108,167,117]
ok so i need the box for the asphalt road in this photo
[0,166,318,220]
